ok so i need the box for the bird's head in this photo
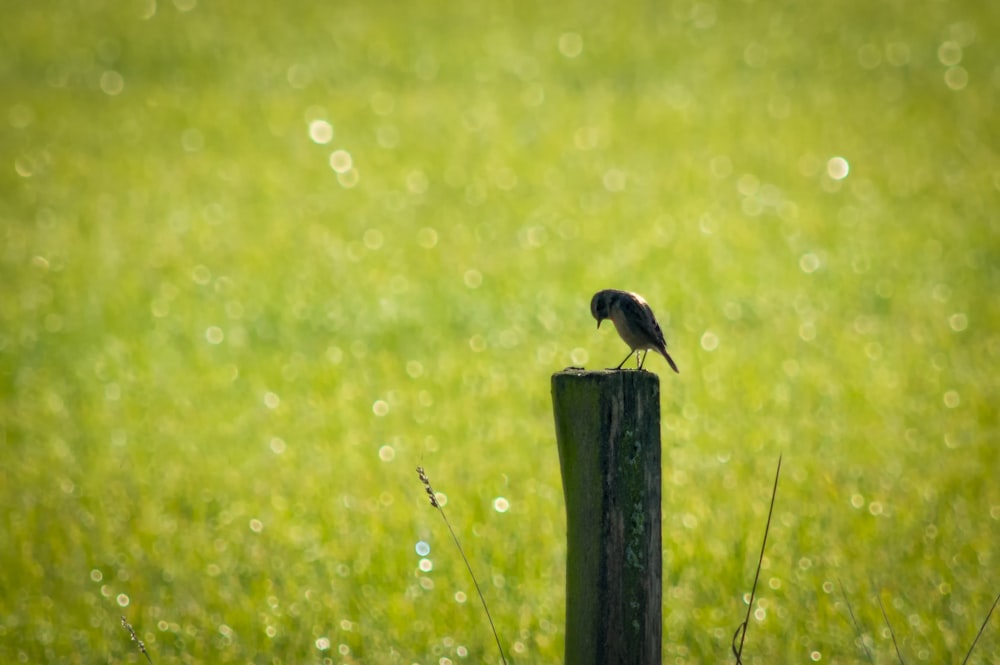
[590,291,611,329]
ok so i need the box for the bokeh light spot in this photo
[937,41,962,66]
[329,150,353,173]
[574,126,600,150]
[943,390,960,408]
[521,83,544,107]
[205,326,224,344]
[799,253,821,273]
[363,228,384,250]
[376,124,399,148]
[558,32,583,58]
[469,334,486,352]
[948,313,968,331]
[192,264,211,284]
[463,269,482,289]
[603,169,626,192]
[181,128,204,152]
[100,70,124,96]
[944,67,968,90]
[326,346,344,364]
[378,445,395,461]
[372,400,389,416]
[700,331,719,351]
[493,497,510,513]
[857,44,881,69]
[286,63,311,89]
[309,120,333,144]
[417,227,438,248]
[407,170,429,194]
[827,157,849,180]
[337,169,360,188]
[415,541,430,556]
[137,0,156,19]
[744,42,767,67]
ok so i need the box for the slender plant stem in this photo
[120,616,154,665]
[878,594,906,665]
[839,579,874,664]
[961,590,1000,665]
[732,454,782,664]
[417,467,507,665]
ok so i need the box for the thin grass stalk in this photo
[120,616,154,665]
[417,467,507,665]
[731,454,782,665]
[839,579,874,664]
[961,590,1000,665]
[877,594,906,665]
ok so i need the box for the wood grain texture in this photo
[552,368,662,665]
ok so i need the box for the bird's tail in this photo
[660,348,680,374]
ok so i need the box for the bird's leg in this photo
[614,350,635,370]
[637,349,647,370]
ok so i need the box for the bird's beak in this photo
[596,319,602,329]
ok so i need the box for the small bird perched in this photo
[590,289,680,373]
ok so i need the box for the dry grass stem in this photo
[838,580,874,664]
[961,590,1000,665]
[120,615,154,665]
[416,466,507,665]
[878,594,906,665]
[731,454,782,665]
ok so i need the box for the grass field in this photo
[2,1,998,663]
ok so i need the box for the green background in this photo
[2,0,998,663]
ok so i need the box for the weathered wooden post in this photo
[551,368,662,665]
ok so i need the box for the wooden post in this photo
[551,368,662,665]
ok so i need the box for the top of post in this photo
[551,367,661,392]
[552,366,662,379]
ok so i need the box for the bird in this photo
[590,289,679,373]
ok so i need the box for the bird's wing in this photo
[639,299,668,347]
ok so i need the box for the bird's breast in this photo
[610,311,650,350]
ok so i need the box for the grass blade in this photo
[961,590,1000,665]
[838,579,874,664]
[120,616,154,665]
[732,454,782,664]
[877,593,906,665]
[417,466,508,665]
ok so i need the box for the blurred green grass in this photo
[1,0,998,663]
